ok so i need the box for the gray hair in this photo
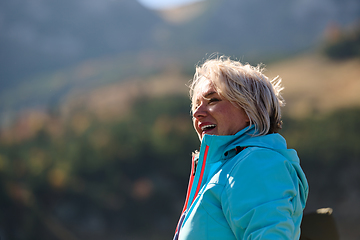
[189,56,285,136]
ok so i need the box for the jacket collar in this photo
[197,126,252,164]
[199,125,288,163]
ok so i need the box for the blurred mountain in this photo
[0,0,167,87]
[1,0,359,125]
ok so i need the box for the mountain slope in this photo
[266,53,360,117]
[1,0,359,125]
[60,53,360,121]
[0,0,168,87]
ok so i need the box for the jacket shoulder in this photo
[224,146,290,174]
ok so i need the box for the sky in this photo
[137,0,205,9]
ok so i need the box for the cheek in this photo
[214,108,232,121]
[216,106,247,131]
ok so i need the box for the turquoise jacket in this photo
[174,126,308,240]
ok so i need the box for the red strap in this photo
[192,145,209,204]
[175,155,196,233]
[181,156,196,213]
[174,145,209,234]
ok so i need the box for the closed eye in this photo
[208,98,220,104]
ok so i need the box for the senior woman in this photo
[173,56,308,240]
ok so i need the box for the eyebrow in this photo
[203,91,217,98]
[194,91,218,106]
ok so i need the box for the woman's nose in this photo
[193,103,207,119]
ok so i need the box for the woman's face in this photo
[192,80,250,141]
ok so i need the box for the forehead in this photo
[193,78,218,100]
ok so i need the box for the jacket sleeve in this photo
[221,149,300,239]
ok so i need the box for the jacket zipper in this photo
[174,145,209,238]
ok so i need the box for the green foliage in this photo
[1,96,360,239]
[0,95,198,240]
[283,108,360,164]
[323,26,360,60]
[282,108,360,214]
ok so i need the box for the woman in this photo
[174,56,308,240]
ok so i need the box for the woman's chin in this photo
[201,131,216,139]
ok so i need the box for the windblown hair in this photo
[189,55,285,136]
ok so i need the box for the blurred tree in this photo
[323,24,360,60]
[1,97,360,239]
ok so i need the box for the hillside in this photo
[2,50,360,137]
[266,53,360,117]
[2,41,360,239]
[57,53,360,121]
[61,65,190,121]
[1,53,360,240]
[1,0,359,123]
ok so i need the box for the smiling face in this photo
[192,80,250,141]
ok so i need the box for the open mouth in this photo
[201,124,216,132]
